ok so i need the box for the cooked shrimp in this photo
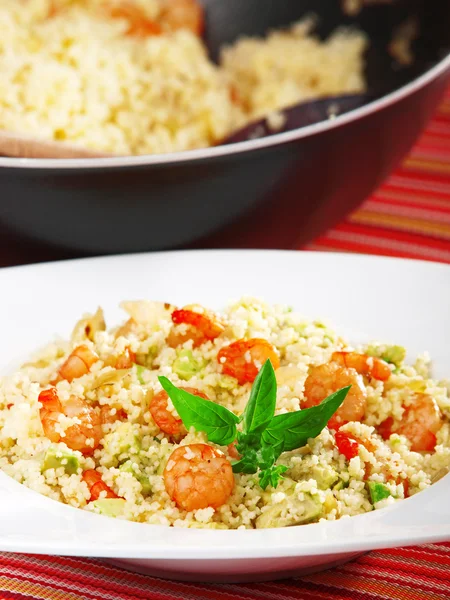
[104,347,136,370]
[303,361,367,430]
[378,393,443,452]
[164,443,234,511]
[56,345,99,383]
[115,348,136,369]
[82,469,119,501]
[106,2,162,36]
[150,387,208,437]
[160,0,204,35]
[331,352,392,381]
[100,405,127,425]
[217,338,280,385]
[106,0,203,37]
[38,388,102,455]
[168,307,224,348]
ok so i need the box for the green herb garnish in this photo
[261,388,350,455]
[159,378,239,445]
[240,358,277,435]
[158,361,349,490]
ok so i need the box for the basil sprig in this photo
[158,361,349,490]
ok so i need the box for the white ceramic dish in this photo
[0,250,449,583]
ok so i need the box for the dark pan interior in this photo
[203,0,450,100]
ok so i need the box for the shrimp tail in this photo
[38,387,62,413]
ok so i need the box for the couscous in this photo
[0,298,449,529]
[0,0,368,155]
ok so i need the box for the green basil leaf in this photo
[259,465,288,490]
[158,376,239,445]
[241,359,277,436]
[256,445,277,471]
[235,431,259,455]
[231,450,259,474]
[262,386,350,455]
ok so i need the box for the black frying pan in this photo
[0,0,449,253]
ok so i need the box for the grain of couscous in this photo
[0,297,449,529]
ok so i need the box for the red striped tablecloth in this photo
[0,93,450,600]
[305,91,450,262]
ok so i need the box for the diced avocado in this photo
[256,492,322,529]
[367,481,391,504]
[135,347,158,369]
[217,375,238,390]
[312,465,338,490]
[92,498,126,518]
[173,350,205,381]
[119,460,152,495]
[135,364,148,385]
[333,479,346,491]
[42,444,79,475]
[366,344,406,368]
[102,423,140,459]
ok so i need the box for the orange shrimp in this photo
[107,2,162,36]
[159,0,204,36]
[164,443,234,511]
[39,388,103,455]
[104,347,136,370]
[331,352,392,382]
[378,393,443,452]
[82,469,119,501]
[56,345,99,383]
[116,348,136,369]
[150,387,209,437]
[100,405,128,425]
[217,338,280,385]
[303,361,367,430]
[168,307,224,348]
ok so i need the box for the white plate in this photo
[0,250,449,583]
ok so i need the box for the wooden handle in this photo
[0,130,116,159]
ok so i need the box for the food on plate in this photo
[0,0,367,155]
[0,297,448,529]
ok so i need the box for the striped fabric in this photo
[305,91,450,263]
[0,545,448,600]
[1,92,450,600]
